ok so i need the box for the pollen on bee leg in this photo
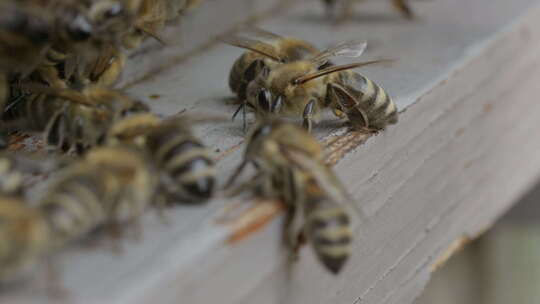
[332,108,345,118]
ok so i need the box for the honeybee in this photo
[222,30,397,132]
[227,119,357,274]
[106,113,216,203]
[39,145,158,247]
[323,0,414,21]
[0,146,157,281]
[0,2,57,75]
[2,86,149,154]
[45,0,142,84]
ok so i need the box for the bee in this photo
[39,145,158,247]
[2,86,149,154]
[44,0,142,84]
[0,146,157,281]
[106,113,216,203]
[0,2,57,75]
[322,0,414,21]
[227,119,357,274]
[222,30,397,132]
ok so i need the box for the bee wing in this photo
[218,29,283,62]
[240,28,284,40]
[283,149,367,220]
[310,40,367,67]
[294,59,393,85]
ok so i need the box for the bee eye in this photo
[257,90,272,112]
[67,15,93,41]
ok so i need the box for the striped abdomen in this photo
[304,195,352,274]
[146,125,215,202]
[38,167,108,247]
[336,72,398,129]
[3,93,63,132]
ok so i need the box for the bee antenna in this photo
[293,59,394,85]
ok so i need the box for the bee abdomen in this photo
[39,174,107,246]
[355,75,398,129]
[306,205,351,274]
[151,134,215,202]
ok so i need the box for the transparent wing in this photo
[294,59,393,85]
[283,149,367,220]
[310,40,367,67]
[218,28,284,62]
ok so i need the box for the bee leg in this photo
[231,101,249,133]
[242,100,248,132]
[302,100,316,132]
[224,160,248,190]
[231,103,244,121]
[225,171,267,198]
[44,112,69,154]
[271,95,283,114]
[391,0,414,19]
[284,203,306,262]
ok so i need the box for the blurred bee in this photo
[222,30,397,132]
[0,145,157,281]
[323,0,414,21]
[45,0,143,85]
[107,113,216,203]
[2,86,149,154]
[227,119,358,274]
[0,2,57,75]
[39,145,158,247]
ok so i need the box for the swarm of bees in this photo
[0,0,409,289]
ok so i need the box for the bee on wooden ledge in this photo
[226,119,365,274]
[222,29,398,133]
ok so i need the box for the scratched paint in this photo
[430,236,472,272]
[219,199,285,244]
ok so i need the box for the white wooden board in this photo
[4,0,540,303]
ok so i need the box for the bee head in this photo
[66,14,93,41]
[87,0,140,42]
